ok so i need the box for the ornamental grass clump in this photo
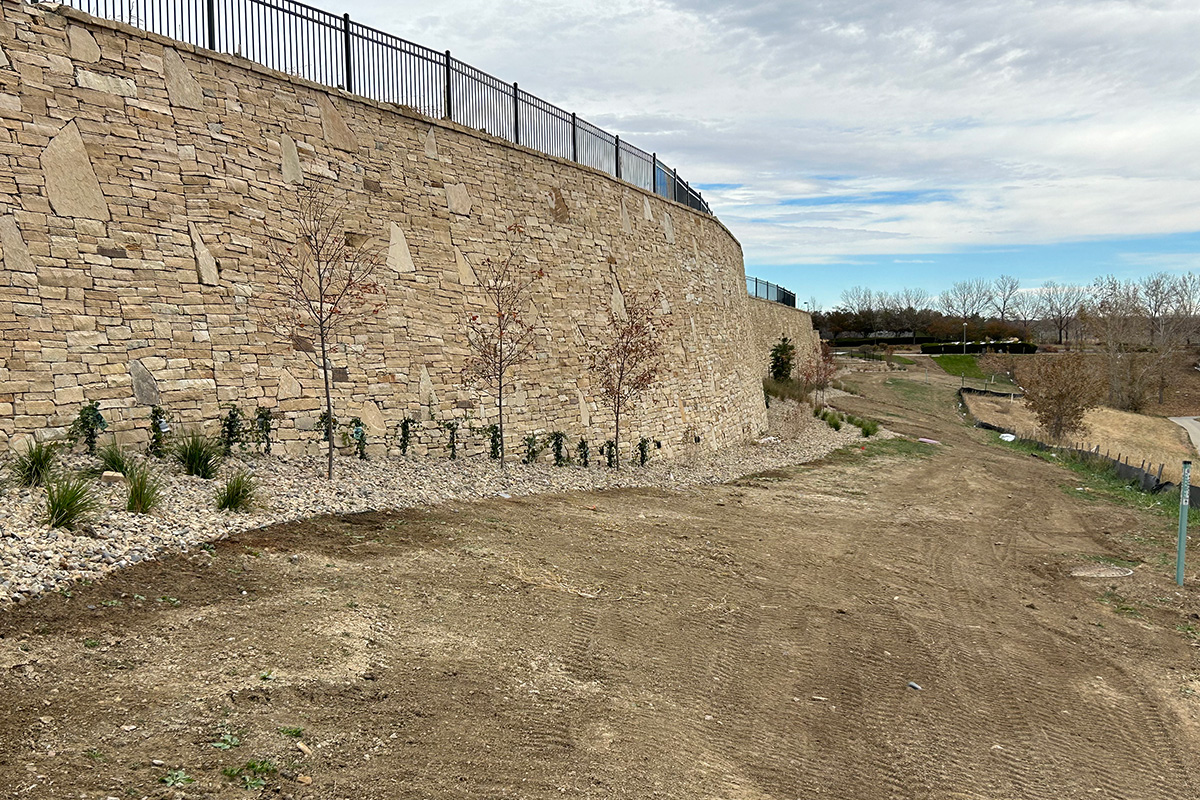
[215,470,256,512]
[43,475,97,530]
[12,441,57,488]
[174,432,224,479]
[125,462,162,514]
[92,440,133,476]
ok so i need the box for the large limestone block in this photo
[419,364,437,406]
[454,246,477,286]
[358,400,386,436]
[611,282,627,320]
[0,45,8,70]
[620,199,632,234]
[446,183,473,216]
[277,367,302,400]
[577,389,590,427]
[643,196,653,221]
[163,48,203,110]
[281,134,302,184]
[661,211,675,244]
[424,126,438,158]
[316,94,358,151]
[189,222,219,285]
[42,120,110,222]
[76,69,137,97]
[68,26,100,63]
[0,216,33,274]
[387,222,415,273]
[129,359,161,405]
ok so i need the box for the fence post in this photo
[614,135,621,179]
[1178,460,1191,586]
[673,167,679,202]
[206,0,216,51]
[652,153,658,194]
[444,50,453,121]
[571,113,578,162]
[512,82,520,145]
[341,14,353,94]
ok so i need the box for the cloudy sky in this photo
[312,0,1199,308]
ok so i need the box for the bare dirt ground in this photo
[3,368,1200,800]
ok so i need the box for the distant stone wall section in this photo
[0,1,787,459]
[747,298,821,380]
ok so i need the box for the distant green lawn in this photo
[931,354,987,379]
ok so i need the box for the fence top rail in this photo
[55,0,712,217]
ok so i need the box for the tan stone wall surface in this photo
[747,297,821,379]
[0,1,779,459]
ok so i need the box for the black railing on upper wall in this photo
[52,0,713,216]
[746,277,797,309]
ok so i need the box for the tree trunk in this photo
[498,370,505,469]
[320,332,333,480]
[614,403,621,470]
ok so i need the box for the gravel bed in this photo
[0,408,877,608]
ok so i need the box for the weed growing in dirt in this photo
[174,431,223,479]
[160,769,194,786]
[157,596,181,607]
[278,726,304,738]
[211,732,241,750]
[125,462,162,514]
[1176,623,1199,640]
[1100,588,1143,617]
[12,441,57,487]
[223,759,277,790]
[216,471,256,512]
[42,476,97,530]
[84,748,105,761]
[83,638,100,648]
[818,438,936,468]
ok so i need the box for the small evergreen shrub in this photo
[68,401,107,456]
[43,475,97,530]
[254,407,273,455]
[125,462,162,514]
[637,437,651,467]
[577,437,590,468]
[220,406,245,456]
[148,405,170,458]
[398,417,415,456]
[12,441,57,487]
[317,411,335,443]
[769,336,796,382]
[174,432,223,479]
[522,433,543,465]
[440,420,458,460]
[548,431,570,466]
[484,424,502,459]
[602,440,617,469]
[215,470,256,512]
[346,417,368,460]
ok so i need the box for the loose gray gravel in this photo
[0,404,878,607]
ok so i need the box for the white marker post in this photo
[1177,460,1191,587]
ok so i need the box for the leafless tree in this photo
[588,290,671,468]
[1081,276,1152,410]
[937,278,990,321]
[463,225,543,468]
[989,274,1021,321]
[265,179,385,480]
[1041,281,1087,346]
[1007,288,1046,340]
[895,286,930,342]
[839,285,877,334]
[799,342,839,405]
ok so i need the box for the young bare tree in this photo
[463,225,543,467]
[1041,281,1087,346]
[588,290,671,468]
[989,274,1021,321]
[1016,352,1104,442]
[265,179,385,479]
[799,341,839,405]
[938,278,990,321]
[1008,288,1046,341]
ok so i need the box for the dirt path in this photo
[2,370,1199,799]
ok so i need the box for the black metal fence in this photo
[746,277,797,308]
[55,0,712,215]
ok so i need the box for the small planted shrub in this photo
[68,401,107,456]
[148,405,170,458]
[820,409,843,432]
[220,405,245,456]
[548,431,570,467]
[174,431,223,479]
[522,433,543,465]
[769,335,796,382]
[602,440,617,469]
[215,470,256,512]
[125,462,162,514]
[93,440,132,476]
[254,406,274,455]
[346,416,368,460]
[12,441,57,487]
[577,437,590,468]
[440,420,458,460]
[398,417,415,456]
[484,424,502,460]
[43,475,97,530]
[317,410,335,443]
[637,437,651,467]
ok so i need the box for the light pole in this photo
[962,322,968,356]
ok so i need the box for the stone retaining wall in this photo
[747,297,821,379]
[0,1,815,460]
